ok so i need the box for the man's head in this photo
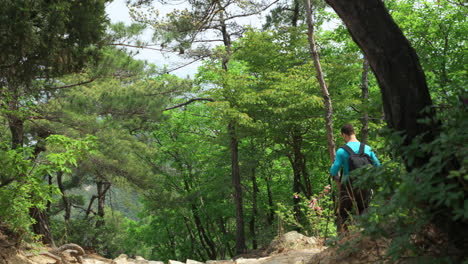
[341,124,356,142]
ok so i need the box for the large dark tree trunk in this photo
[95,180,111,228]
[324,0,434,150]
[289,130,311,198]
[325,0,467,257]
[287,145,303,226]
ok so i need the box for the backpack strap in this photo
[358,143,365,154]
[341,144,355,155]
[341,143,366,155]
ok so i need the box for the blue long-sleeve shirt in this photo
[330,141,380,183]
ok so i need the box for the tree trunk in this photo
[7,92,24,149]
[287,152,302,226]
[218,217,234,258]
[217,2,246,254]
[46,174,53,215]
[8,116,24,149]
[85,195,97,219]
[304,0,337,164]
[166,227,177,258]
[191,204,217,259]
[96,181,105,218]
[266,176,275,226]
[292,180,301,227]
[249,166,258,250]
[228,123,246,255]
[360,57,370,144]
[290,130,311,198]
[57,172,71,224]
[183,216,204,260]
[30,207,55,246]
[291,0,300,27]
[183,176,217,259]
[286,129,311,227]
[95,180,111,228]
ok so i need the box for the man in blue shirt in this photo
[330,124,381,232]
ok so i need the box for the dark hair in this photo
[341,124,355,136]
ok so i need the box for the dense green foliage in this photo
[0,0,466,263]
[0,135,95,237]
[353,106,467,262]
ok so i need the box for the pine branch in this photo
[44,78,96,91]
[223,0,281,21]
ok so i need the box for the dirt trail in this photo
[1,231,390,264]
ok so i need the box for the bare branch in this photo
[165,57,205,74]
[350,105,361,113]
[194,2,218,30]
[163,98,214,111]
[109,43,173,53]
[71,204,96,215]
[192,39,225,43]
[85,195,97,218]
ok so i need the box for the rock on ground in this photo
[186,259,204,264]
[267,231,318,254]
[168,260,185,264]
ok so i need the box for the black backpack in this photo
[341,143,373,172]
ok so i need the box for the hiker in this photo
[330,124,381,232]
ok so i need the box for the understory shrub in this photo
[353,107,467,263]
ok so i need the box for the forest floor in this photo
[1,230,391,264]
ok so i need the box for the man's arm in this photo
[370,149,381,167]
[330,148,344,179]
